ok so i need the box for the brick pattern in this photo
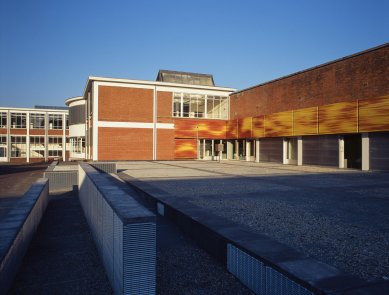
[230,45,389,119]
[10,129,27,135]
[157,129,174,160]
[157,91,172,119]
[29,130,45,135]
[98,127,153,160]
[98,86,153,122]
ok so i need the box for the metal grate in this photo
[124,222,156,295]
[44,171,78,192]
[91,162,117,174]
[227,244,314,295]
[78,163,156,295]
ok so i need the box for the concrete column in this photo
[63,113,66,161]
[362,133,369,171]
[211,139,215,160]
[339,136,345,168]
[297,137,303,166]
[26,112,30,163]
[45,113,48,162]
[234,140,239,160]
[227,140,233,160]
[283,138,288,165]
[246,141,250,161]
[255,139,260,163]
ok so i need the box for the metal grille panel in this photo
[44,171,78,192]
[124,222,156,295]
[227,244,314,295]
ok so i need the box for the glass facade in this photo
[10,113,26,128]
[11,136,27,157]
[173,93,229,119]
[30,136,45,158]
[30,113,45,129]
[48,114,63,129]
[48,136,63,157]
[0,112,7,128]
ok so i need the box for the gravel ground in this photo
[119,160,389,281]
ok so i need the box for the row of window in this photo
[173,93,229,119]
[0,135,64,158]
[0,112,68,129]
[70,137,85,154]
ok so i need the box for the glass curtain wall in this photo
[173,93,229,119]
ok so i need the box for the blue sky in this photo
[0,0,388,108]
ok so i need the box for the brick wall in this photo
[98,127,153,160]
[157,129,174,160]
[230,45,389,119]
[98,86,153,122]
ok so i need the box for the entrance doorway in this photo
[285,138,297,165]
[344,134,361,169]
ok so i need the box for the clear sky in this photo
[0,0,388,108]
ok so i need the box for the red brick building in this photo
[66,43,389,170]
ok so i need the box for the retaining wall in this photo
[0,178,49,293]
[78,163,156,295]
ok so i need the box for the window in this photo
[10,113,26,128]
[0,112,7,128]
[172,93,229,119]
[48,136,63,157]
[11,136,27,157]
[30,136,45,158]
[48,114,63,129]
[71,137,85,154]
[173,94,181,117]
[0,135,6,158]
[30,113,45,129]
[65,115,69,129]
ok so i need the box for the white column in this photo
[339,136,345,168]
[45,113,48,162]
[227,140,232,160]
[255,139,260,162]
[62,113,66,161]
[92,82,99,161]
[362,133,369,171]
[297,137,303,166]
[234,140,239,160]
[211,139,215,160]
[26,112,30,163]
[283,138,288,165]
[246,141,250,161]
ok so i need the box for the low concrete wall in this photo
[90,162,117,174]
[78,163,156,295]
[121,174,389,295]
[44,161,78,192]
[0,178,49,293]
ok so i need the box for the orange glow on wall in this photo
[265,111,293,137]
[226,119,238,139]
[293,107,318,136]
[252,116,265,138]
[197,120,226,139]
[174,139,197,159]
[359,96,389,132]
[238,117,252,138]
[319,101,358,134]
[174,119,198,138]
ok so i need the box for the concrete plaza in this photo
[118,160,389,281]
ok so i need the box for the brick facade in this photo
[98,127,153,160]
[230,45,389,119]
[98,86,153,122]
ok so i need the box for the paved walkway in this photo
[0,163,48,220]
[9,191,112,294]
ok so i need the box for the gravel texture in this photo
[119,160,389,281]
